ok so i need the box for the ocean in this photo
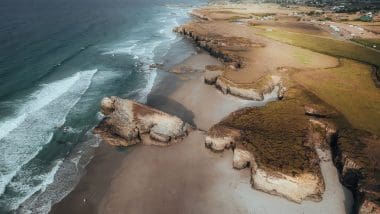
[0,0,205,212]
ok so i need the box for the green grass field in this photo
[255,28,380,67]
[294,59,380,135]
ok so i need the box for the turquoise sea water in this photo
[0,0,204,212]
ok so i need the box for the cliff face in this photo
[94,97,191,147]
[174,25,249,70]
[331,130,380,213]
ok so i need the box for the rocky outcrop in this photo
[234,144,325,203]
[205,102,326,203]
[215,78,264,100]
[206,126,325,203]
[174,25,249,69]
[330,130,380,213]
[94,97,191,147]
[306,108,380,213]
[204,71,283,101]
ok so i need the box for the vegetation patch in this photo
[351,38,380,51]
[250,12,276,17]
[293,59,380,135]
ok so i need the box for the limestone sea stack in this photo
[94,96,191,147]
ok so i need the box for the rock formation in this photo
[214,75,281,101]
[173,24,249,70]
[202,63,380,209]
[331,129,380,213]
[204,95,329,203]
[94,96,191,147]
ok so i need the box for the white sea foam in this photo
[10,4,197,213]
[101,6,192,104]
[5,160,63,211]
[17,131,101,214]
[0,70,97,208]
[0,73,80,141]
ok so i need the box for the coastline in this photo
[51,2,380,213]
[1,0,378,213]
[51,49,352,213]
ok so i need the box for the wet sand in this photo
[51,142,127,214]
[51,51,353,214]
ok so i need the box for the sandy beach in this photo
[50,2,380,212]
[2,0,379,213]
[51,50,353,214]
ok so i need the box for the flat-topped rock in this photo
[95,96,191,147]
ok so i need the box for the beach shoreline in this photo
[50,2,380,212]
[51,49,353,213]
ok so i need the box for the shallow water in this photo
[0,0,204,212]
